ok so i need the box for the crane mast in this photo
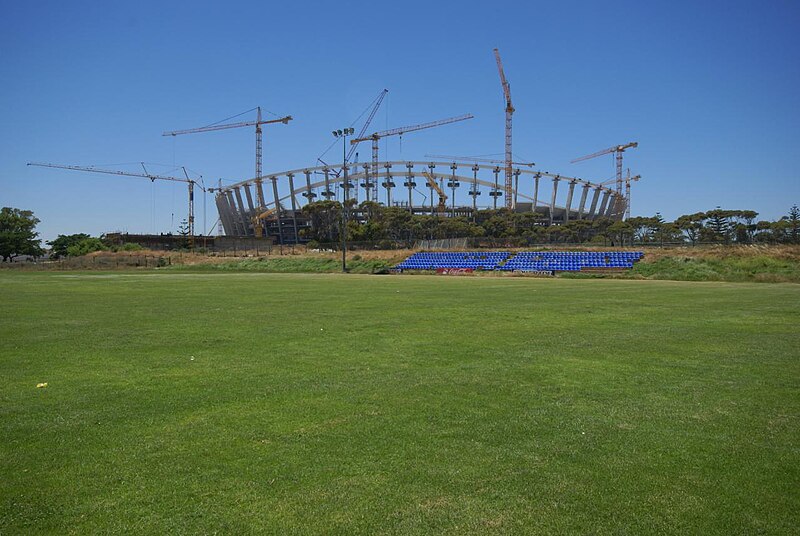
[572,141,638,218]
[493,48,515,210]
[163,109,291,207]
[348,89,388,166]
[27,161,203,244]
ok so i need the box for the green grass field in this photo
[1,272,798,534]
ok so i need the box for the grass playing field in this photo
[1,272,798,534]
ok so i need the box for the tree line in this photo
[2,204,798,262]
[301,201,800,247]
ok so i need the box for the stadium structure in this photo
[29,49,641,244]
[214,161,629,244]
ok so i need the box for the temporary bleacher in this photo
[395,251,643,272]
[395,251,510,271]
[499,251,644,272]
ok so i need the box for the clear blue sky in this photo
[2,0,798,241]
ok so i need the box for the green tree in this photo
[47,233,91,259]
[302,201,344,243]
[703,208,732,242]
[66,237,107,257]
[786,205,800,244]
[0,207,44,262]
[175,218,191,248]
[608,220,634,246]
[675,213,705,245]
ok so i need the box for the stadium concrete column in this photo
[605,194,618,218]
[449,163,459,216]
[223,190,239,236]
[214,193,228,235]
[564,179,576,223]
[428,163,436,215]
[225,191,243,235]
[215,193,233,235]
[287,173,300,244]
[233,187,250,235]
[362,164,371,202]
[303,170,316,205]
[577,184,589,219]
[550,177,559,225]
[404,163,414,214]
[470,164,480,219]
[270,176,284,245]
[351,165,358,204]
[255,178,266,209]
[598,190,611,217]
[588,187,602,219]
[492,167,500,210]
[384,163,393,206]
[322,168,332,199]
[513,168,521,208]
[243,184,255,214]
[614,195,627,221]
[533,173,540,213]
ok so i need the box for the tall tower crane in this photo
[571,142,638,194]
[346,89,388,167]
[163,108,291,203]
[318,89,388,177]
[493,48,515,210]
[600,169,641,219]
[350,113,474,178]
[27,162,204,244]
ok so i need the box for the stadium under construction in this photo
[29,49,641,244]
[215,160,635,245]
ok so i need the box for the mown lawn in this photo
[1,272,798,534]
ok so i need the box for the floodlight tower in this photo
[332,127,355,272]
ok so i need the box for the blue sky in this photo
[2,0,798,240]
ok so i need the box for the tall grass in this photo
[629,255,800,283]
[166,256,393,274]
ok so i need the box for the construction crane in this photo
[421,170,448,214]
[163,108,291,204]
[350,113,474,180]
[600,169,641,219]
[251,207,276,238]
[493,48,515,209]
[425,154,535,167]
[28,161,204,244]
[571,142,638,199]
[318,89,388,175]
[347,89,387,166]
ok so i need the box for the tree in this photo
[176,218,190,248]
[704,207,732,242]
[608,221,634,246]
[47,233,91,259]
[0,207,44,262]
[675,212,705,245]
[66,237,107,257]
[787,205,800,244]
[302,201,343,243]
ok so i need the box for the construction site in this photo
[29,49,640,246]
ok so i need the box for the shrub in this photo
[66,237,107,257]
